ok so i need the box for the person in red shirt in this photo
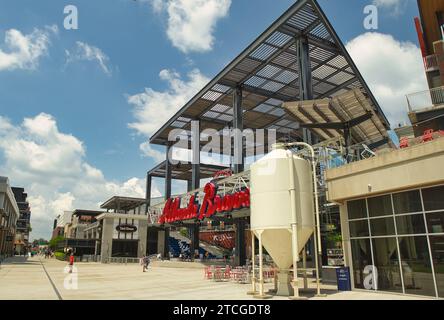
[68,252,74,274]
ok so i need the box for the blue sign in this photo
[336,267,351,291]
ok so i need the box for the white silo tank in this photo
[250,145,315,296]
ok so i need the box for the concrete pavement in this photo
[0,256,432,300]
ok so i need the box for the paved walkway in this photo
[0,256,431,300]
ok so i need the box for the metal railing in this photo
[103,257,141,264]
[406,86,444,112]
[80,255,101,262]
[424,54,439,72]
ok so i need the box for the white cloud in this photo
[346,32,428,127]
[140,141,166,163]
[372,0,407,15]
[0,113,160,240]
[65,41,112,75]
[148,0,232,53]
[128,68,209,162]
[0,25,57,71]
[128,68,209,137]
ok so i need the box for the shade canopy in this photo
[149,0,391,151]
[283,89,391,147]
[100,197,146,211]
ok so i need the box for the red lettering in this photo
[158,183,250,224]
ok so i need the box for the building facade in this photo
[83,196,148,262]
[405,0,444,136]
[326,137,444,298]
[11,187,31,255]
[0,177,19,259]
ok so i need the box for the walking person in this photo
[142,255,150,272]
[68,252,75,274]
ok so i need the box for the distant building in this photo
[69,210,103,239]
[11,187,31,255]
[57,211,73,228]
[51,211,73,240]
[407,0,444,137]
[0,177,19,259]
[84,196,148,262]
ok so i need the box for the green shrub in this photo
[54,252,66,261]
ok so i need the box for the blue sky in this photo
[0,0,428,239]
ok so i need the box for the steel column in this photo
[165,144,172,200]
[233,86,244,174]
[145,173,152,213]
[163,144,172,260]
[190,120,201,258]
[191,120,201,189]
[296,36,314,145]
[233,86,246,266]
[234,219,247,266]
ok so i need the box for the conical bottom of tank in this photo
[254,228,313,270]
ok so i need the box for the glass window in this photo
[429,236,444,298]
[422,186,444,211]
[370,217,395,236]
[347,199,367,220]
[368,195,392,217]
[371,238,403,293]
[398,236,435,297]
[349,220,369,238]
[426,212,444,234]
[393,190,422,214]
[351,239,373,289]
[396,214,426,235]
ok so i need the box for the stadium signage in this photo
[159,182,250,224]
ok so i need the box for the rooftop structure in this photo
[100,197,146,213]
[149,0,391,150]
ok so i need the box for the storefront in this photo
[90,196,148,262]
[326,137,444,298]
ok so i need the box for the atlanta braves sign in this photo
[159,182,250,224]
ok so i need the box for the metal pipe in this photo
[258,231,264,297]
[303,245,308,290]
[287,149,300,298]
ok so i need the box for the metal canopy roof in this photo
[100,196,146,211]
[148,161,228,181]
[283,89,391,147]
[72,209,104,217]
[149,0,391,148]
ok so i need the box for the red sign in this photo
[159,182,250,224]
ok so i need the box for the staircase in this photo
[169,232,219,258]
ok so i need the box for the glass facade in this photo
[346,185,444,298]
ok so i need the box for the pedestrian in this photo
[68,252,74,274]
[142,255,150,272]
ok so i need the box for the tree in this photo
[48,236,65,250]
